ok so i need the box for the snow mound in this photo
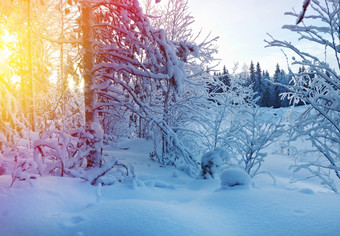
[220,168,251,188]
[201,147,230,179]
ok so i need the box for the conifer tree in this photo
[272,64,281,108]
[255,62,262,105]
[249,61,255,85]
[221,65,231,87]
[261,71,271,107]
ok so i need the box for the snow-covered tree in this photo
[266,0,340,192]
[143,0,194,42]
[125,0,218,172]
[77,0,215,173]
[0,0,83,133]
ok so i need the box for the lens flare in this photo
[0,29,18,83]
[2,30,17,44]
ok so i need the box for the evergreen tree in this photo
[223,65,227,75]
[249,61,255,85]
[255,62,262,105]
[261,71,272,107]
[221,65,231,87]
[248,61,257,102]
[272,64,281,108]
[278,69,290,107]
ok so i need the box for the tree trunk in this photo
[81,3,94,126]
[26,0,35,132]
[81,2,103,168]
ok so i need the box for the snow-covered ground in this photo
[1,108,340,236]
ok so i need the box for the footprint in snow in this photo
[144,180,176,189]
[298,188,315,195]
[63,216,85,227]
[84,203,96,209]
[45,190,61,198]
[293,209,307,216]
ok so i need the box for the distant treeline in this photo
[212,62,310,108]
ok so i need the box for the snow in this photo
[201,147,230,179]
[1,107,340,236]
[220,168,251,188]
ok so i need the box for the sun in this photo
[0,28,20,83]
[2,29,16,44]
[0,29,17,60]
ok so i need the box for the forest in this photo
[0,0,339,235]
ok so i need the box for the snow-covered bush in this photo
[0,79,33,181]
[181,74,254,165]
[84,158,135,186]
[193,76,254,152]
[220,168,251,188]
[33,128,103,177]
[0,80,28,155]
[229,106,284,178]
[200,147,230,179]
[32,129,133,185]
[10,159,37,187]
[183,74,281,179]
[34,130,81,177]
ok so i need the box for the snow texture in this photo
[220,168,251,188]
[1,128,340,236]
[201,147,230,179]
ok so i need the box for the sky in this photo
[188,0,304,75]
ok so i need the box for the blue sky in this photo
[188,0,304,75]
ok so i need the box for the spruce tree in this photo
[272,64,281,108]
[255,62,262,105]
[249,61,256,85]
[261,71,272,107]
[221,65,231,87]
[278,69,290,107]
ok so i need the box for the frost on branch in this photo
[266,0,340,192]
[10,159,37,187]
[230,106,284,178]
[33,129,134,185]
[0,80,27,157]
[87,0,208,174]
[33,130,86,177]
[83,158,135,186]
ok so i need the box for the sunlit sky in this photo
[188,0,304,75]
